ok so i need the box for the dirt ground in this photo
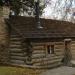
[40,66,75,75]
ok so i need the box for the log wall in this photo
[0,7,9,64]
[31,41,64,68]
[7,27,66,68]
[8,32,65,68]
[71,41,75,60]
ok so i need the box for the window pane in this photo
[47,45,50,54]
[47,45,54,54]
[51,45,54,54]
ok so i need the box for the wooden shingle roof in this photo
[6,16,75,38]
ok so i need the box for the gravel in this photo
[41,66,75,75]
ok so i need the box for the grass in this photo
[0,66,44,75]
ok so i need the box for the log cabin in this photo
[5,16,75,68]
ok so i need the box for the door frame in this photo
[64,39,72,65]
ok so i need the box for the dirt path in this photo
[41,66,75,75]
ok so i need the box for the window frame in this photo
[46,44,55,54]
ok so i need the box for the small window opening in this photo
[47,45,50,54]
[47,45,54,54]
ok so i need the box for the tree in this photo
[10,0,45,16]
[49,0,74,21]
[10,0,22,16]
[0,0,3,6]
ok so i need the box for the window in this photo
[47,45,54,54]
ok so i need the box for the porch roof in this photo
[6,16,75,38]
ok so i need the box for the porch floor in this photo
[41,66,75,75]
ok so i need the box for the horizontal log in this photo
[55,51,64,55]
[71,49,75,52]
[55,46,64,49]
[32,50,45,54]
[46,54,56,57]
[9,44,22,47]
[38,62,62,68]
[32,54,55,60]
[71,52,75,55]
[71,44,75,47]
[55,42,64,45]
[71,53,75,56]
[10,53,25,56]
[10,56,26,60]
[10,60,24,64]
[10,37,21,39]
[55,51,63,54]
[33,45,45,49]
[31,43,45,46]
[10,50,23,53]
[9,46,22,49]
[33,58,62,66]
[32,42,64,46]
[10,42,22,45]
[71,50,75,52]
[10,35,21,37]
[71,48,75,51]
[55,52,64,56]
[33,48,45,51]
[0,56,9,59]
[32,56,63,63]
[71,46,75,49]
[55,49,63,52]
[10,48,22,51]
[71,41,75,44]
[71,56,75,60]
[32,54,45,59]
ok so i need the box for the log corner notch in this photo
[63,39,72,66]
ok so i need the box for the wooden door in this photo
[64,39,72,65]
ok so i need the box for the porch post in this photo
[64,39,72,66]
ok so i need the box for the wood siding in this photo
[7,29,65,68]
[71,41,75,60]
[31,41,64,68]
[0,9,9,64]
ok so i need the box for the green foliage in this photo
[10,0,22,15]
[11,0,45,16]
[0,0,3,6]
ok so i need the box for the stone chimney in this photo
[34,0,43,29]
